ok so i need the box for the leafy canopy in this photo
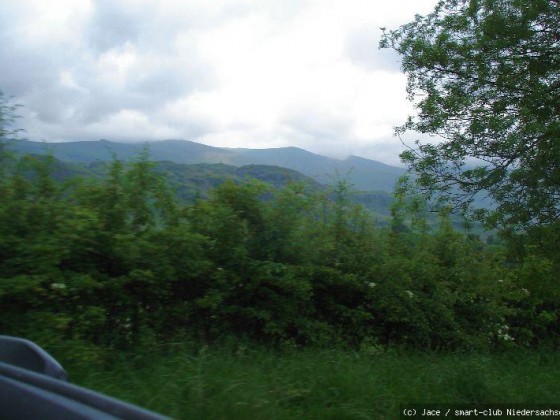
[381,0,560,229]
[0,89,22,140]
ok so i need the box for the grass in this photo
[65,342,560,419]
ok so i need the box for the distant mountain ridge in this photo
[9,139,404,192]
[11,153,394,219]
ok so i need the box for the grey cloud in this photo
[77,91,131,124]
[344,26,402,72]
[282,107,353,142]
[130,71,186,102]
[25,85,86,124]
[0,23,60,99]
[278,106,356,159]
[0,6,87,122]
[0,0,217,135]
[129,55,215,103]
[86,0,155,53]
[352,141,406,167]
[262,0,307,23]
[0,43,75,126]
[167,118,215,141]
[0,0,411,165]
[80,2,217,122]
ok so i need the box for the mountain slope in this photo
[9,139,404,192]
[11,153,394,217]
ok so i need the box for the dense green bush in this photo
[0,147,558,363]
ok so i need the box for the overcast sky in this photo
[0,0,438,165]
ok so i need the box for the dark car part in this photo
[0,336,168,419]
[0,335,68,381]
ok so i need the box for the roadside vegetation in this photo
[1,145,559,417]
[73,344,560,419]
[2,0,560,416]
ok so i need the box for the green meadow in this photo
[68,343,560,419]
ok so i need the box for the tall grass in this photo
[67,342,560,419]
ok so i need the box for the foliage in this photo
[72,343,560,419]
[0,89,22,140]
[0,141,557,361]
[381,0,560,229]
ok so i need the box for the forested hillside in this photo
[9,138,404,192]
[5,149,396,218]
[1,145,558,371]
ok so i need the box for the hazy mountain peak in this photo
[9,138,404,192]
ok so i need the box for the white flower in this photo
[497,324,514,342]
[501,333,514,342]
[367,282,377,288]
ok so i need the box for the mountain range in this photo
[9,139,404,193]
[6,139,488,227]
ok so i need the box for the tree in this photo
[0,90,22,191]
[381,0,560,229]
[0,89,21,140]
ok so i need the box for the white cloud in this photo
[0,0,439,165]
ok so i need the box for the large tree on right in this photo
[381,0,560,229]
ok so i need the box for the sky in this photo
[0,0,439,165]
